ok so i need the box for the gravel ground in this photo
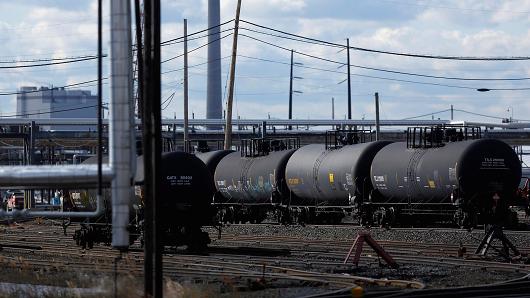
[210,223,530,248]
[1,221,529,297]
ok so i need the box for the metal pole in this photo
[29,121,35,165]
[288,49,293,130]
[110,0,134,250]
[183,19,189,152]
[331,97,335,120]
[450,104,454,121]
[142,1,156,297]
[375,92,380,141]
[261,121,267,138]
[153,0,163,295]
[97,0,103,212]
[346,38,351,120]
[134,0,144,120]
[223,0,242,150]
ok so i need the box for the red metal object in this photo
[344,231,399,269]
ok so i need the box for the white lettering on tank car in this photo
[481,158,507,169]
[166,175,192,186]
[346,173,353,186]
[374,175,385,182]
[448,167,457,182]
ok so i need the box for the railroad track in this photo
[1,221,529,296]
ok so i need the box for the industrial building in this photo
[16,86,98,131]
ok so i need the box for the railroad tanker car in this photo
[369,138,521,227]
[70,151,215,250]
[210,127,522,227]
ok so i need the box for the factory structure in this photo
[16,86,98,131]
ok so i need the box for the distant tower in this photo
[207,0,222,125]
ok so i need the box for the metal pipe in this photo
[0,192,104,218]
[110,0,134,249]
[0,165,113,187]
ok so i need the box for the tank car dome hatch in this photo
[285,141,392,204]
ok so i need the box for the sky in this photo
[1,0,530,124]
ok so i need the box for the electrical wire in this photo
[0,78,109,96]
[0,56,105,69]
[402,109,452,120]
[0,55,104,64]
[238,33,530,81]
[454,109,506,120]
[161,55,231,75]
[240,19,530,61]
[160,19,234,45]
[161,27,235,46]
[161,32,233,64]
[0,104,107,118]
[237,50,479,90]
[238,37,530,90]
[161,92,176,110]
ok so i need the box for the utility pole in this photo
[142,0,163,296]
[451,104,454,121]
[346,38,352,120]
[224,0,242,150]
[288,49,293,130]
[375,92,380,141]
[183,19,189,152]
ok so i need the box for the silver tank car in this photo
[285,141,392,205]
[214,149,297,204]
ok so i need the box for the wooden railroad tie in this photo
[343,231,399,269]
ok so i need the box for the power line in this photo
[240,26,341,49]
[0,78,109,96]
[160,19,234,45]
[238,33,530,81]
[0,55,104,64]
[161,92,176,110]
[0,56,105,69]
[402,109,451,120]
[238,36,530,90]
[161,27,234,47]
[161,55,231,75]
[240,19,530,61]
[161,32,233,64]
[454,109,506,120]
[0,104,107,118]
[238,37,477,90]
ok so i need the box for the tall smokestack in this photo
[207,0,222,126]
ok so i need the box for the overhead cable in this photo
[161,19,234,45]
[239,33,530,81]
[161,33,233,64]
[0,56,105,69]
[240,19,530,61]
